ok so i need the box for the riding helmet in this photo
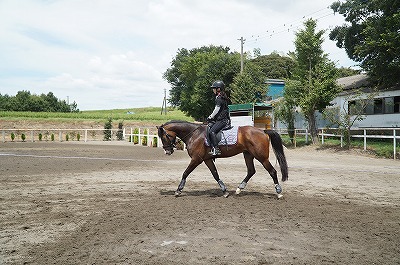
[210,80,225,90]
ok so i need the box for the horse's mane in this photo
[163,120,202,126]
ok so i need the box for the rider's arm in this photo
[208,105,220,120]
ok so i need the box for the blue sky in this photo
[0,0,356,110]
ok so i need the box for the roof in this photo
[229,102,272,112]
[337,74,370,90]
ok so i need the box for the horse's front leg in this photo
[175,158,202,197]
[204,159,229,198]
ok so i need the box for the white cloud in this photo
[0,0,356,110]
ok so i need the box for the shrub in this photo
[152,136,158,147]
[142,129,148,146]
[11,132,15,141]
[65,134,69,141]
[38,133,42,141]
[176,139,184,150]
[21,133,26,142]
[117,121,123,141]
[133,128,139,144]
[51,134,55,141]
[103,117,112,141]
[77,133,80,141]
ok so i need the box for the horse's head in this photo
[157,125,177,155]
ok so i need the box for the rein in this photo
[179,125,202,142]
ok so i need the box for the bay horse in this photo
[157,120,288,198]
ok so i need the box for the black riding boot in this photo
[209,132,221,156]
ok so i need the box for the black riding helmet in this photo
[210,80,225,90]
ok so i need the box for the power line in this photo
[244,7,335,45]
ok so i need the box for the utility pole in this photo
[161,88,167,115]
[238,37,245,73]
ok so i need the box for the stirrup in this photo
[209,147,221,156]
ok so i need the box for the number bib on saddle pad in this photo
[205,126,239,146]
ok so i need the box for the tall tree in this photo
[251,52,295,79]
[230,62,266,104]
[330,0,400,86]
[289,19,341,144]
[163,45,240,120]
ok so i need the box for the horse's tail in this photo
[264,130,288,182]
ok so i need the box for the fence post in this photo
[59,131,62,142]
[394,129,397,160]
[2,130,5,143]
[363,129,367,151]
[340,133,343,148]
[294,129,297,148]
[31,130,34,142]
[305,129,308,144]
[147,128,150,147]
[84,129,88,142]
[321,129,325,145]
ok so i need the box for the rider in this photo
[207,80,231,156]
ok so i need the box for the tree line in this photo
[163,0,399,144]
[0,90,79,112]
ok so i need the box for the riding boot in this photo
[209,132,221,156]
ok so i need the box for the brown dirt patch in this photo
[0,142,399,264]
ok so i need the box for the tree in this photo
[288,19,341,144]
[251,52,295,79]
[163,45,240,120]
[330,0,400,86]
[230,62,267,104]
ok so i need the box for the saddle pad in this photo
[205,126,239,146]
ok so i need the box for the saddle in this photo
[205,126,238,146]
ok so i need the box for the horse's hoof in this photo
[175,191,182,197]
[223,191,230,198]
[277,194,283,199]
[235,188,242,195]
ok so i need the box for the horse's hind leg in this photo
[236,151,256,195]
[262,160,283,199]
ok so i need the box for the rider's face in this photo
[212,88,217,94]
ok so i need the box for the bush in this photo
[117,121,123,141]
[103,117,112,141]
[65,134,69,141]
[51,134,55,141]
[38,133,42,141]
[77,133,80,141]
[133,128,139,144]
[11,132,15,141]
[21,133,26,142]
[142,129,148,146]
[152,136,158,147]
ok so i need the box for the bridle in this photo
[159,127,176,151]
[159,123,202,152]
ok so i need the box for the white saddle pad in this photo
[205,126,239,146]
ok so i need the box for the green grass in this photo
[0,107,194,123]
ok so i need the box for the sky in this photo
[0,0,357,111]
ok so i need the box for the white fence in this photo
[277,127,399,160]
[1,127,161,147]
[2,127,398,159]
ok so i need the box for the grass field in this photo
[0,107,194,123]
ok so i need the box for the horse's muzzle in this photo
[164,149,174,155]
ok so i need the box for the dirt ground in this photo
[0,141,399,265]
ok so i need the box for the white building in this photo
[332,74,400,128]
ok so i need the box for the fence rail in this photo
[1,128,161,147]
[277,127,399,160]
[2,127,398,159]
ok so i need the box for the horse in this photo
[157,120,288,198]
